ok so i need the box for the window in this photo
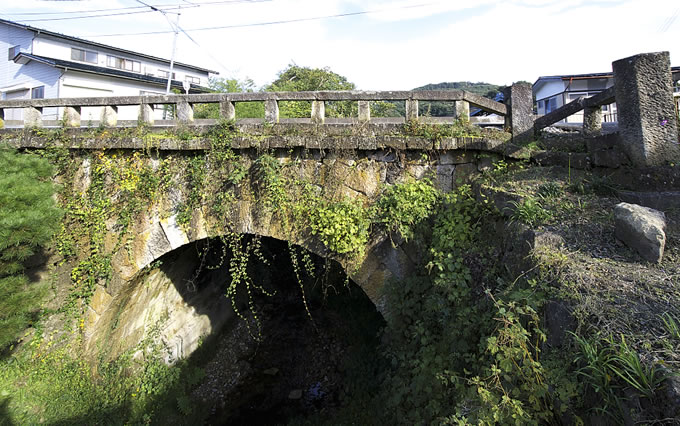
[107,55,141,72]
[71,48,98,64]
[158,70,176,79]
[545,97,557,114]
[31,86,44,99]
[185,75,200,85]
[7,45,20,60]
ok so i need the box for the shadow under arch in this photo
[86,229,390,364]
[81,233,386,423]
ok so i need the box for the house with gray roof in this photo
[0,18,217,122]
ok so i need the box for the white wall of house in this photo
[32,34,207,85]
[1,24,60,119]
[59,71,174,121]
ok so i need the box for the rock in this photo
[614,203,666,263]
[288,389,303,400]
[263,368,279,376]
[661,374,680,419]
[543,300,575,348]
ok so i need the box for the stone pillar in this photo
[139,103,155,125]
[62,106,81,128]
[177,99,194,123]
[24,106,42,128]
[503,82,533,144]
[265,99,279,124]
[453,100,470,122]
[311,100,325,124]
[612,51,680,166]
[358,100,370,122]
[583,106,602,136]
[101,106,118,127]
[219,100,236,121]
[405,99,419,121]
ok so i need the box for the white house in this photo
[0,18,216,122]
[533,68,680,123]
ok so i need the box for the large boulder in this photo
[614,203,666,263]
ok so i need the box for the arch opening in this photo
[93,233,385,423]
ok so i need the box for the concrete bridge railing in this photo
[0,89,506,126]
[0,86,540,143]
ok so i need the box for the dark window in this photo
[545,97,557,113]
[71,48,98,64]
[107,55,141,72]
[31,86,44,99]
[158,69,176,79]
[8,45,20,60]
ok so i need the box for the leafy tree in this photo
[193,76,264,119]
[266,64,356,118]
[0,147,62,350]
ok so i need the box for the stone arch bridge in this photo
[1,51,678,361]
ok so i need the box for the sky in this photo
[2,0,679,90]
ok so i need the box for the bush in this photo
[0,147,62,349]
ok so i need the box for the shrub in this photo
[0,146,62,349]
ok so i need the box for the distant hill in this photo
[413,82,504,117]
[381,82,504,118]
[414,81,502,99]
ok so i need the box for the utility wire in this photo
[3,0,270,16]
[658,8,679,33]
[87,1,446,37]
[13,8,189,22]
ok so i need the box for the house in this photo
[0,18,217,122]
[533,67,680,123]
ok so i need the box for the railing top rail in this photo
[0,90,507,115]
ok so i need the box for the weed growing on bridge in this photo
[374,177,438,244]
[310,199,370,255]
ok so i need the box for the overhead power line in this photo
[14,8,188,22]
[86,1,446,37]
[3,0,271,21]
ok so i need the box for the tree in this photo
[266,64,356,118]
[0,147,62,350]
[193,76,264,119]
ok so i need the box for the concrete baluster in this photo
[265,99,279,124]
[219,99,236,121]
[311,100,325,124]
[101,106,118,127]
[453,100,470,122]
[358,100,370,122]
[24,106,42,128]
[63,106,81,128]
[583,106,602,137]
[139,102,155,125]
[405,99,419,121]
[177,99,194,123]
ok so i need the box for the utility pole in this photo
[165,6,180,95]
